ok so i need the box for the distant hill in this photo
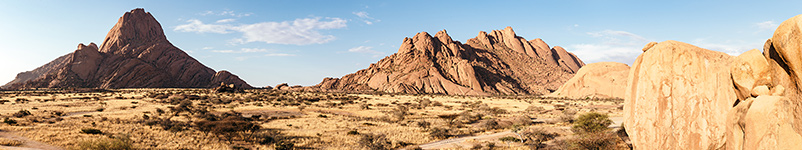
[312,27,584,95]
[2,8,251,89]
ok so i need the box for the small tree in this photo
[572,112,613,134]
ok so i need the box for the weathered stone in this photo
[624,40,736,150]
[549,62,629,99]
[727,96,802,150]
[643,42,657,52]
[731,49,771,100]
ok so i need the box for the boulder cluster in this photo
[624,15,802,150]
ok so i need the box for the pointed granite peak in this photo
[434,29,453,44]
[503,26,517,37]
[99,8,168,54]
[77,42,99,50]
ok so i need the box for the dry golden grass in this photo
[0,89,625,149]
[0,137,22,146]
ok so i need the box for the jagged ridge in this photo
[314,27,584,95]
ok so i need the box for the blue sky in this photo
[1,0,800,87]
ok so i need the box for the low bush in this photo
[572,112,613,134]
[358,133,392,150]
[499,136,520,142]
[3,118,17,125]
[560,132,621,150]
[13,109,31,118]
[429,127,450,140]
[80,128,103,134]
[73,136,134,150]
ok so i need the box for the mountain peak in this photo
[99,8,168,54]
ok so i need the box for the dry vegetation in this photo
[0,88,628,149]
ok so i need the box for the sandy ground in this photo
[0,89,625,149]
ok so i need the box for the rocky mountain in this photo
[624,14,802,150]
[1,8,251,89]
[313,27,584,95]
[548,62,629,99]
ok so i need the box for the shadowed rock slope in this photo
[2,8,251,89]
[313,27,584,95]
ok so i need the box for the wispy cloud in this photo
[265,53,296,57]
[353,11,380,25]
[347,46,384,57]
[756,21,778,30]
[174,17,347,45]
[216,18,236,23]
[174,19,232,34]
[691,38,761,56]
[567,30,651,65]
[211,48,271,53]
[199,10,252,17]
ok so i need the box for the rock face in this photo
[313,27,583,95]
[548,62,629,99]
[1,8,251,89]
[626,14,802,150]
[724,14,802,150]
[624,40,737,149]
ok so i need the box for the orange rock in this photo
[2,8,251,89]
[314,27,582,95]
[549,62,629,99]
[624,40,736,150]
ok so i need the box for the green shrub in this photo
[499,136,520,142]
[80,128,103,135]
[572,112,613,134]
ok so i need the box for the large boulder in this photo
[731,49,772,100]
[726,96,802,150]
[724,14,802,150]
[624,40,736,149]
[549,62,629,99]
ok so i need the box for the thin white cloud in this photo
[202,47,214,50]
[568,44,641,66]
[211,48,271,53]
[756,21,778,30]
[216,18,236,23]
[691,38,761,56]
[174,17,348,45]
[567,30,651,65]
[174,19,232,34]
[200,10,252,17]
[353,11,380,25]
[265,53,296,57]
[347,46,384,57]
